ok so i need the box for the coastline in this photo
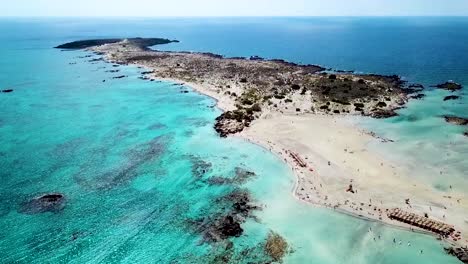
[149,74,467,248]
[67,38,466,249]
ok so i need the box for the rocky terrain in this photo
[55,37,178,50]
[56,38,421,137]
[434,81,463,92]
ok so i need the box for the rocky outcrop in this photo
[19,193,65,214]
[444,95,460,101]
[434,82,463,92]
[444,116,468,126]
[55,38,178,50]
[214,111,253,137]
[445,247,468,263]
[370,109,398,119]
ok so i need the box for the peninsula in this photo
[56,38,468,255]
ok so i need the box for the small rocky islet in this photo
[434,81,463,92]
[444,95,460,101]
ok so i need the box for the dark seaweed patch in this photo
[19,193,66,214]
[73,135,169,190]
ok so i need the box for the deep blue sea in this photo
[0,17,466,263]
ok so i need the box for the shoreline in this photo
[72,39,467,249]
[148,73,467,248]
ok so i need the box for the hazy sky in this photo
[3,0,468,17]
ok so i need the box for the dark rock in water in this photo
[444,95,460,101]
[112,75,127,79]
[434,81,463,92]
[444,116,468,126]
[105,69,119,73]
[219,215,243,237]
[409,93,425,100]
[249,55,264,61]
[464,131,468,137]
[88,58,103,62]
[370,109,398,119]
[193,189,260,243]
[1,89,13,93]
[445,247,468,263]
[408,83,424,89]
[20,193,65,214]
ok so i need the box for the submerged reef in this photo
[444,95,461,101]
[444,116,468,126]
[206,167,256,185]
[73,135,169,190]
[192,189,261,243]
[190,155,213,180]
[445,247,468,263]
[264,232,289,262]
[19,193,66,214]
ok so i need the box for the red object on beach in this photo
[309,168,314,172]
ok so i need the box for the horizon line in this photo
[2,15,468,19]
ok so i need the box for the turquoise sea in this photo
[0,17,466,263]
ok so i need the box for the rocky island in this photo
[56,38,468,258]
[57,38,413,136]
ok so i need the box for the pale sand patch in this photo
[239,112,468,246]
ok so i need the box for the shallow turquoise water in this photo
[0,18,465,263]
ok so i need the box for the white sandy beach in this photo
[166,77,468,247]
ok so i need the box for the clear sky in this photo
[2,0,468,17]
